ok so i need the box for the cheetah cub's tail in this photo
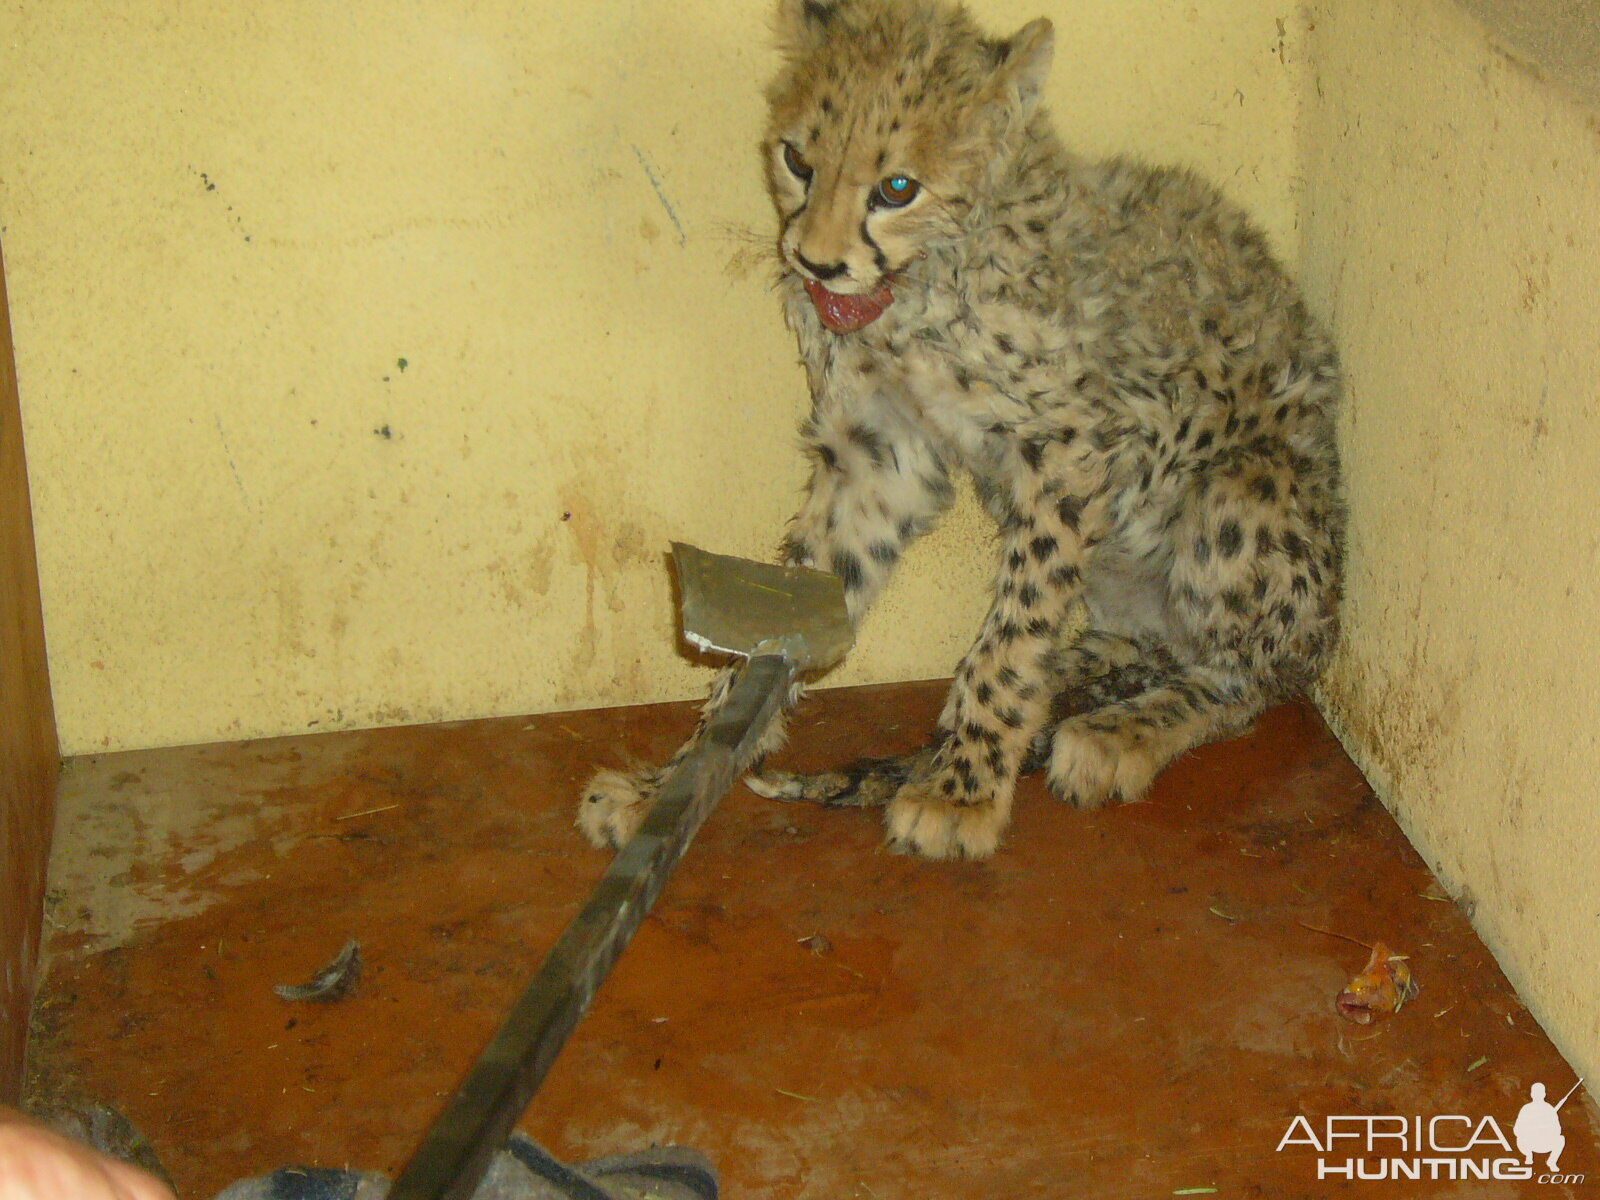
[746,749,937,809]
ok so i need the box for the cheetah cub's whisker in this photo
[580,0,1343,861]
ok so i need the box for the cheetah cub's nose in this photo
[794,250,849,282]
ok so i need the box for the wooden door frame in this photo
[0,236,60,1103]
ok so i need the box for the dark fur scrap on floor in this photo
[212,1138,718,1200]
[273,940,363,1003]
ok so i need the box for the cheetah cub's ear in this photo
[995,17,1054,116]
[773,0,835,57]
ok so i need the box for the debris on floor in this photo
[273,940,363,1003]
[1335,941,1419,1024]
[1298,922,1420,1024]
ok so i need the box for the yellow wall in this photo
[0,0,1302,753]
[1300,0,1600,1082]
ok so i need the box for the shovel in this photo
[382,543,852,1200]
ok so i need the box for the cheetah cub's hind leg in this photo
[749,632,1256,817]
[1040,631,1260,809]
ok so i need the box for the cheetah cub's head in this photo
[765,0,1053,333]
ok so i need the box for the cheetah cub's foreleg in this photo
[874,440,1100,859]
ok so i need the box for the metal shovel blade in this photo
[673,542,853,671]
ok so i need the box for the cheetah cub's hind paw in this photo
[746,750,933,809]
[1045,718,1165,810]
[576,767,664,849]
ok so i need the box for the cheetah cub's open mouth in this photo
[802,276,896,333]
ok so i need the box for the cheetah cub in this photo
[579,0,1343,860]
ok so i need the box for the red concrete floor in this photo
[25,681,1597,1199]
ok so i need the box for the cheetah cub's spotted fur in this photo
[579,0,1343,860]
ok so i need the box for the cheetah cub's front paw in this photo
[576,767,662,849]
[885,768,1009,861]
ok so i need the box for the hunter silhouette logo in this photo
[1516,1080,1583,1173]
[1277,1078,1586,1183]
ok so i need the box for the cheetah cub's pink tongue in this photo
[804,277,894,333]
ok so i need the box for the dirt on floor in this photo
[26,682,1598,1199]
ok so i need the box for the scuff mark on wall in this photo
[485,538,556,610]
[275,567,315,660]
[630,144,687,247]
[213,415,250,508]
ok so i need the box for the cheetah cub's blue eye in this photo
[782,142,813,184]
[873,175,921,208]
